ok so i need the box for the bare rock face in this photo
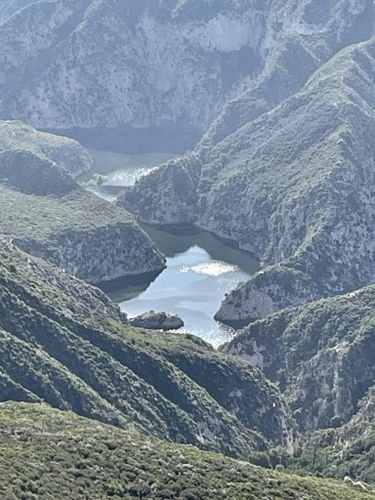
[121,34,375,327]
[0,0,270,151]
[129,311,184,331]
[214,266,321,328]
[1,0,372,152]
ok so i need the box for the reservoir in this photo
[83,150,258,347]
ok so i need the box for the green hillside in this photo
[0,402,373,500]
[223,284,375,483]
[0,122,165,283]
[0,240,294,459]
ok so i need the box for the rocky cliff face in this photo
[121,32,375,326]
[222,285,375,438]
[291,386,375,483]
[0,0,266,151]
[1,0,372,152]
[0,122,166,283]
[14,217,166,284]
[214,38,375,324]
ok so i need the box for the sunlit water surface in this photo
[83,151,258,347]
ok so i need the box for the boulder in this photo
[130,311,184,331]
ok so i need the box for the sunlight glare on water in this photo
[82,151,258,347]
[117,242,256,348]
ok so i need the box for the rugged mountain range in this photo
[214,36,375,325]
[0,0,373,152]
[1,233,374,491]
[119,20,375,327]
[0,0,375,496]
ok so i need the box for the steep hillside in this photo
[200,0,374,149]
[1,403,372,500]
[1,1,374,493]
[290,387,375,484]
[0,121,165,283]
[0,240,295,458]
[222,284,375,480]
[0,0,372,152]
[121,35,375,325]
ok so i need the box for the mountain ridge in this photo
[0,239,295,458]
[0,120,166,283]
[1,0,373,152]
[120,34,375,326]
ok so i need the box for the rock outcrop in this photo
[130,311,184,331]
[0,122,166,283]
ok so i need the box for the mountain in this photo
[0,240,296,458]
[1,0,375,495]
[0,120,165,283]
[221,283,375,482]
[0,403,374,500]
[0,403,373,500]
[120,34,375,326]
[0,0,373,152]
